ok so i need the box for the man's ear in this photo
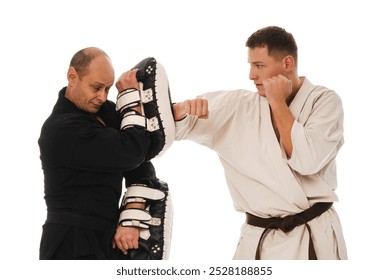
[283,55,295,72]
[67,66,78,86]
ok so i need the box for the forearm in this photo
[284,92,344,175]
[271,102,295,158]
[125,202,145,209]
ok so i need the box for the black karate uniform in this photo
[38,87,153,259]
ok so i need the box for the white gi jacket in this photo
[175,77,347,260]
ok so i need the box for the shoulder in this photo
[305,77,340,98]
[103,99,116,110]
[299,79,344,124]
[301,78,343,111]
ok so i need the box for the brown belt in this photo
[246,202,333,260]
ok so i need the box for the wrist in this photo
[268,99,288,111]
[125,201,145,210]
[172,103,187,121]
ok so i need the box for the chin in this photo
[89,108,99,114]
[257,91,266,97]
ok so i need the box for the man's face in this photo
[71,55,115,114]
[248,46,284,96]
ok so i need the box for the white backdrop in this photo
[1,0,387,278]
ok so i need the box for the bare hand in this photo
[173,98,208,121]
[112,226,140,255]
[115,69,139,92]
[262,74,292,107]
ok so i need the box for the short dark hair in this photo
[246,26,298,63]
[69,47,109,78]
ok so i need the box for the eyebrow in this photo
[249,60,265,64]
[91,82,111,88]
[92,82,105,86]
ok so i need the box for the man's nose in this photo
[249,71,258,81]
[97,90,108,103]
[249,67,257,81]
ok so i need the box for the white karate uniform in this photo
[175,77,347,259]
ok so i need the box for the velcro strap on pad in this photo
[121,220,149,228]
[119,209,151,228]
[140,87,153,103]
[127,184,166,200]
[124,197,146,204]
[121,111,146,130]
[147,116,160,132]
[116,88,141,114]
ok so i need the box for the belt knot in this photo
[279,216,300,233]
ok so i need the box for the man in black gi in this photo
[38,47,173,259]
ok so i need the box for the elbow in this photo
[287,151,337,176]
[290,163,321,176]
[121,130,151,168]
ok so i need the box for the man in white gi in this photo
[172,26,347,260]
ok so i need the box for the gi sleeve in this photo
[284,91,344,175]
[174,90,243,149]
[123,161,157,186]
[39,114,151,172]
[70,124,151,171]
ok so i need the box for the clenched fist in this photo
[172,98,208,121]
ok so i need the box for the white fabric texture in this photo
[175,77,347,259]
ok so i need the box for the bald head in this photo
[65,47,115,114]
[69,47,111,79]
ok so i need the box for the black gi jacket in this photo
[38,87,153,259]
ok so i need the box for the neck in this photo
[64,87,75,103]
